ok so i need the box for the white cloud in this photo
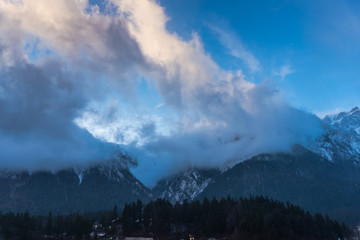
[210,25,262,73]
[153,103,164,110]
[274,64,294,80]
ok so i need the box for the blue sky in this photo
[158,0,360,115]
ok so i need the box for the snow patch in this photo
[157,169,214,203]
[74,168,83,184]
[355,127,360,135]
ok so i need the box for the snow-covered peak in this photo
[351,106,359,113]
[324,106,360,130]
[309,107,360,164]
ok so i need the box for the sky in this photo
[0,0,359,186]
[158,0,360,115]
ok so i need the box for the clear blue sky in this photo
[157,0,360,115]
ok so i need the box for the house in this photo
[90,231,106,239]
[93,221,103,231]
[91,221,107,239]
[111,218,123,233]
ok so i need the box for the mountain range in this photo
[0,107,360,224]
[152,107,360,224]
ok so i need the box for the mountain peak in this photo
[309,106,360,164]
[350,106,359,113]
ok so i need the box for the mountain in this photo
[1,107,360,223]
[154,146,360,224]
[0,158,152,215]
[309,107,360,165]
[153,107,360,223]
[199,146,360,223]
[152,168,220,203]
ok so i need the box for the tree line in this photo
[122,196,352,240]
[0,196,353,240]
[0,211,92,239]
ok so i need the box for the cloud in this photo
[274,64,294,80]
[210,25,262,73]
[84,0,321,185]
[0,0,146,169]
[0,0,323,185]
[153,103,164,110]
[0,60,121,170]
[128,82,322,186]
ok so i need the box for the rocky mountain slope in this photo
[0,158,152,214]
[152,168,220,204]
[309,107,360,164]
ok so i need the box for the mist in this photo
[0,0,323,185]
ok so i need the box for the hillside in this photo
[0,159,152,214]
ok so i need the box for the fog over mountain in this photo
[0,0,324,185]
